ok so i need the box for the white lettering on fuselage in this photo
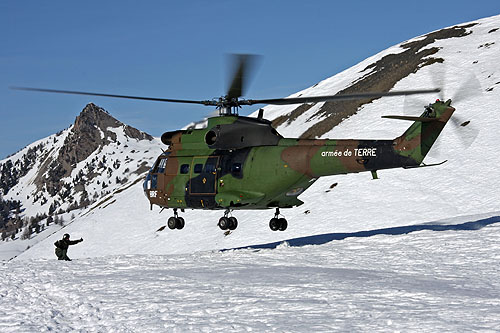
[321,148,377,157]
[354,148,377,157]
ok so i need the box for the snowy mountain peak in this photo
[0,103,163,239]
[74,103,152,142]
[74,102,117,135]
[34,103,154,196]
[56,103,153,181]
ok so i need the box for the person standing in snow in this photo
[54,233,83,261]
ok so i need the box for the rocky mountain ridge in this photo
[35,103,153,196]
[275,23,476,138]
[0,103,162,238]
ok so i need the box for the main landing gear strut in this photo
[218,209,238,231]
[269,208,287,231]
[165,208,287,232]
[167,208,185,230]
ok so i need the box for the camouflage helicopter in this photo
[14,55,452,232]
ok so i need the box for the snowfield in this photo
[1,14,500,332]
[1,215,500,332]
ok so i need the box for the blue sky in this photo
[1,0,499,159]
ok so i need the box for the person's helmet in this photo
[63,233,70,240]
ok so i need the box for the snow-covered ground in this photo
[1,213,499,332]
[1,14,500,332]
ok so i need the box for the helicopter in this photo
[12,55,452,232]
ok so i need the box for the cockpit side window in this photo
[154,158,168,174]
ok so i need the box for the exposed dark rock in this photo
[124,125,153,141]
[478,42,495,48]
[271,23,477,139]
[33,103,153,196]
[0,144,43,195]
[0,102,156,226]
[134,161,151,175]
[272,103,315,128]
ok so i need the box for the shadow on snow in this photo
[223,215,500,251]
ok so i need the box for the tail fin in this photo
[386,99,455,164]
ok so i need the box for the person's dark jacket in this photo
[54,238,82,250]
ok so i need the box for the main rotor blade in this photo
[226,54,261,100]
[241,89,440,106]
[10,86,217,106]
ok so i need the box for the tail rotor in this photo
[402,63,481,156]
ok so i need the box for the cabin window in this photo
[180,164,190,174]
[204,163,216,174]
[231,163,242,175]
[194,163,203,174]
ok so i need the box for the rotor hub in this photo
[214,96,242,115]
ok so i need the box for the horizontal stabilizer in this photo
[403,160,448,169]
[382,115,435,122]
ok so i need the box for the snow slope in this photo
[1,214,499,332]
[5,14,499,261]
[1,13,500,333]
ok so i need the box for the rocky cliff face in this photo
[0,103,161,221]
[70,103,152,158]
[34,103,153,196]
[61,102,152,174]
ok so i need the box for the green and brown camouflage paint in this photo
[144,99,454,211]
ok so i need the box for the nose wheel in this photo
[269,208,287,231]
[218,209,238,230]
[167,208,185,230]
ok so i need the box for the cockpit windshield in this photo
[155,158,167,174]
[144,152,170,194]
[152,152,171,174]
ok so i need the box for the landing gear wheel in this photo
[269,208,288,231]
[269,218,280,231]
[228,217,238,230]
[167,208,185,230]
[176,217,185,230]
[167,217,177,230]
[278,218,288,231]
[218,217,230,230]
